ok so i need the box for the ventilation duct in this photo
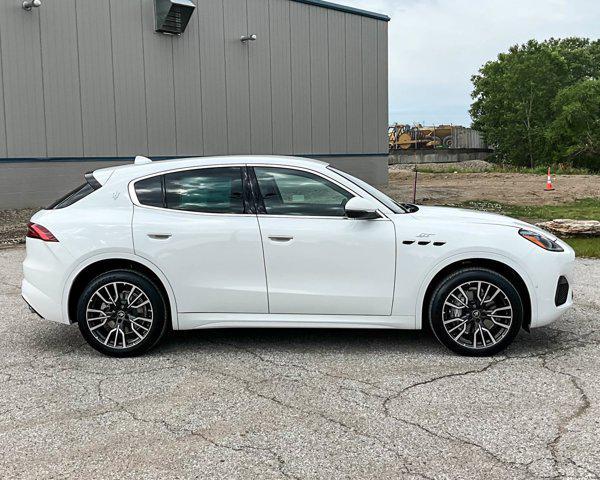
[154,0,196,35]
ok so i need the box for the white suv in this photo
[22,156,575,357]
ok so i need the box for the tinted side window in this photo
[135,176,163,208]
[164,167,245,214]
[254,167,353,217]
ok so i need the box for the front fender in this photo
[391,243,537,329]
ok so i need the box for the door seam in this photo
[255,215,271,314]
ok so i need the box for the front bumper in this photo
[528,245,575,328]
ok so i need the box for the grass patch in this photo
[453,198,600,222]
[412,164,595,175]
[451,198,600,258]
[563,237,600,258]
[488,164,594,175]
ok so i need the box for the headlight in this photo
[519,229,564,252]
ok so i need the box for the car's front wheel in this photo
[77,270,169,357]
[428,268,523,356]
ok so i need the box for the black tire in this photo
[428,268,523,356]
[77,270,169,357]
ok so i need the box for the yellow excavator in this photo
[389,124,455,150]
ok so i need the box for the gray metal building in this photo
[0,0,389,209]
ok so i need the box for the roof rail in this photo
[134,156,153,165]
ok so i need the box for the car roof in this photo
[94,155,330,184]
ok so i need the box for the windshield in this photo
[328,167,416,214]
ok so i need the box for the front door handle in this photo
[268,236,293,243]
[147,233,172,240]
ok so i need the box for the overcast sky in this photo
[342,0,600,127]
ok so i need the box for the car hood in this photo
[408,205,556,238]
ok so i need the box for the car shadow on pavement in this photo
[151,326,564,358]
[135,327,444,359]
[23,322,569,360]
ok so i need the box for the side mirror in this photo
[345,197,380,220]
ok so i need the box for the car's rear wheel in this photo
[428,268,523,356]
[77,270,168,357]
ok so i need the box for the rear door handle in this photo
[147,234,172,240]
[268,236,293,243]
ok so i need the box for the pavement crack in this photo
[541,355,591,478]
[196,366,426,479]
[382,357,502,415]
[95,369,300,480]
[207,339,384,393]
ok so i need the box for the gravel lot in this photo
[1,246,599,479]
[383,171,600,206]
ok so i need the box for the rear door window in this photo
[164,167,245,214]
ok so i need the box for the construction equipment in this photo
[388,124,455,150]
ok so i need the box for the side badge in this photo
[113,191,120,201]
[416,233,435,238]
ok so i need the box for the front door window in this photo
[254,167,353,217]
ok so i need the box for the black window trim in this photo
[130,164,255,216]
[248,164,370,219]
[84,171,102,190]
[47,172,101,210]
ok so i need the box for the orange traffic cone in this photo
[544,167,555,191]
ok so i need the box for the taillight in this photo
[26,222,59,242]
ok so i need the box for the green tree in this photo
[470,38,600,169]
[547,79,600,170]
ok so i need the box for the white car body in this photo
[22,156,574,339]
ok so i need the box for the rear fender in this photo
[62,252,179,329]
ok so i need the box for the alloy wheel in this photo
[442,280,513,350]
[85,281,154,349]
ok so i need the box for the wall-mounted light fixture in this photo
[22,0,42,11]
[154,0,196,35]
[240,34,257,43]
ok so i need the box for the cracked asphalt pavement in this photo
[1,246,599,479]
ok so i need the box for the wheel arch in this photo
[63,254,178,329]
[417,256,534,332]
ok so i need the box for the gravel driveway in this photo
[1,246,599,479]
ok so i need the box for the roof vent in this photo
[154,0,196,35]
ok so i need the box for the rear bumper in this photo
[21,238,72,325]
[21,278,67,324]
[21,294,43,318]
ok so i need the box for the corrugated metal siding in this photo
[327,10,347,154]
[0,18,6,158]
[199,0,228,155]
[110,0,149,156]
[377,21,388,153]
[142,0,177,156]
[345,13,362,153]
[76,0,118,157]
[269,0,293,155]
[290,1,312,153]
[361,17,378,153]
[40,0,84,157]
[309,7,330,153]
[0,2,47,156]
[172,1,204,156]
[0,0,388,159]
[248,0,274,154]
[451,126,487,149]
